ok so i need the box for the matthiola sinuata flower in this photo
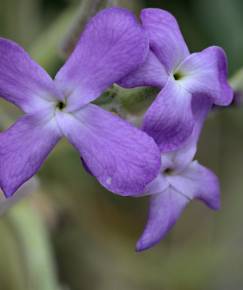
[136,105,220,251]
[0,8,161,198]
[119,8,233,152]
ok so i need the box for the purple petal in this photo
[56,104,161,196]
[0,38,62,113]
[55,8,149,111]
[118,51,168,88]
[178,46,233,106]
[140,8,189,73]
[142,78,194,152]
[161,96,213,172]
[136,187,189,251]
[169,161,220,210]
[0,111,61,197]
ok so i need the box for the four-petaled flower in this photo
[136,110,220,251]
[0,8,161,198]
[0,6,234,252]
[120,8,233,152]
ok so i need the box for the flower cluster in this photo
[0,8,233,251]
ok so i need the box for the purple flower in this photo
[0,8,161,198]
[119,8,233,152]
[136,111,220,251]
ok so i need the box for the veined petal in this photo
[169,161,220,210]
[55,8,149,111]
[0,38,62,113]
[56,104,161,196]
[142,78,194,152]
[118,51,168,88]
[161,96,212,172]
[178,46,233,106]
[0,111,61,197]
[136,187,189,251]
[141,8,189,73]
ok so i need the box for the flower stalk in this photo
[7,200,61,290]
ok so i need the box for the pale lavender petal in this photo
[162,142,197,174]
[0,38,62,113]
[0,111,61,197]
[178,46,233,106]
[143,171,169,196]
[169,161,220,210]
[136,187,189,251]
[56,104,161,196]
[55,8,149,111]
[142,78,194,152]
[118,51,168,88]
[141,8,189,73]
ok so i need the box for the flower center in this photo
[56,101,66,111]
[173,71,184,81]
[164,168,174,175]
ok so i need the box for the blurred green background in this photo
[0,0,243,289]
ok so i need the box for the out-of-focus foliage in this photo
[0,0,243,289]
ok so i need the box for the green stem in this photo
[61,0,143,57]
[0,219,27,290]
[7,200,61,290]
[95,85,159,114]
[229,68,243,91]
[30,6,78,73]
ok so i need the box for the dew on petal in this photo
[106,177,112,185]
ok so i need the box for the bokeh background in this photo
[0,0,243,289]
